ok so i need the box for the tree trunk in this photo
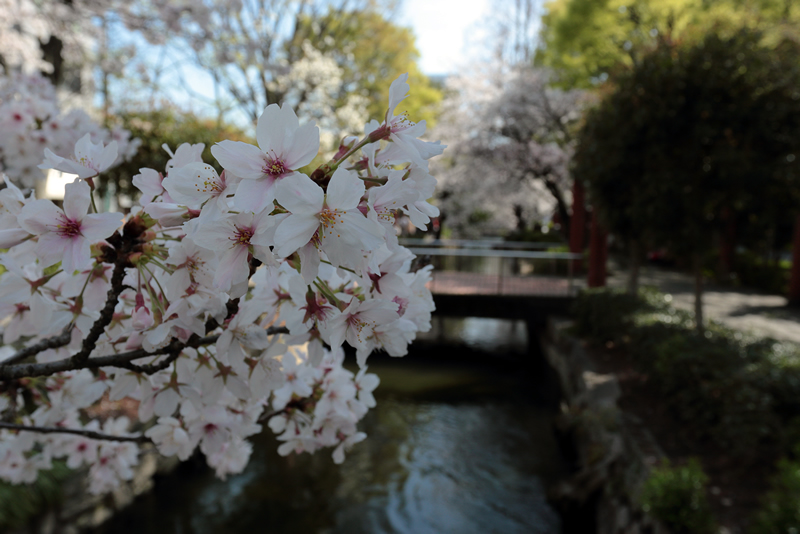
[788,214,800,306]
[543,178,570,239]
[628,240,641,295]
[693,252,705,335]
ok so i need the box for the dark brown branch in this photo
[1,324,73,367]
[0,326,289,381]
[70,258,128,366]
[116,346,183,375]
[0,421,150,444]
[257,407,287,424]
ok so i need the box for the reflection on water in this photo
[94,328,565,534]
[417,316,529,354]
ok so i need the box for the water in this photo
[93,319,567,534]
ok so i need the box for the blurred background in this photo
[3,0,800,533]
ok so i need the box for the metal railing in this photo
[400,239,583,296]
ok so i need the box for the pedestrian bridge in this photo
[402,239,581,321]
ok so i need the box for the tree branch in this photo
[70,257,128,366]
[0,326,289,381]
[0,421,150,444]
[1,324,73,367]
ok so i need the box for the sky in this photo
[399,0,490,75]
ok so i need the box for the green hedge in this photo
[572,288,800,455]
[640,459,717,534]
[750,457,800,533]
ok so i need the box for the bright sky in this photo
[400,0,490,75]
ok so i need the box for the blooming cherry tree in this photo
[0,74,442,494]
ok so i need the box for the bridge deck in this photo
[427,272,575,297]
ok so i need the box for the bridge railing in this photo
[399,239,584,297]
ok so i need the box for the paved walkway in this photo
[605,263,800,344]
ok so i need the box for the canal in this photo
[91,317,569,534]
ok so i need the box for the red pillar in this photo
[588,211,608,288]
[569,180,586,273]
[789,214,800,305]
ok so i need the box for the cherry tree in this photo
[0,72,140,189]
[434,62,586,237]
[0,73,443,493]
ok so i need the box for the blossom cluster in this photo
[0,73,442,493]
[0,72,140,188]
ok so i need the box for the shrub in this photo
[575,287,800,455]
[640,459,717,534]
[732,251,791,296]
[646,330,778,454]
[750,458,800,533]
[571,287,645,345]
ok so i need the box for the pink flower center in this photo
[230,225,254,246]
[73,155,98,171]
[346,314,373,342]
[55,214,82,238]
[263,157,287,177]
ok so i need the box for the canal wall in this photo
[543,317,672,534]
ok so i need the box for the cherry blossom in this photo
[38,133,119,179]
[17,179,122,272]
[212,103,320,213]
[274,167,384,281]
[0,73,442,495]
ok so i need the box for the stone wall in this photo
[544,317,672,534]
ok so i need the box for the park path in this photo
[606,263,800,344]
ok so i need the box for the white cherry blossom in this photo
[17,179,122,272]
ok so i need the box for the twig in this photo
[0,421,150,444]
[257,407,287,424]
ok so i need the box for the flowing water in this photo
[93,318,568,534]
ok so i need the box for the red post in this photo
[569,180,586,273]
[789,214,800,305]
[588,211,608,288]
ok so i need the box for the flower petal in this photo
[211,140,267,180]
[80,212,123,241]
[275,173,323,214]
[325,167,364,211]
[283,122,320,170]
[18,199,61,235]
[274,214,320,258]
[233,177,276,213]
[63,179,91,221]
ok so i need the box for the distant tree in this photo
[575,29,800,332]
[134,0,441,146]
[536,0,799,88]
[287,8,442,127]
[434,63,586,238]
